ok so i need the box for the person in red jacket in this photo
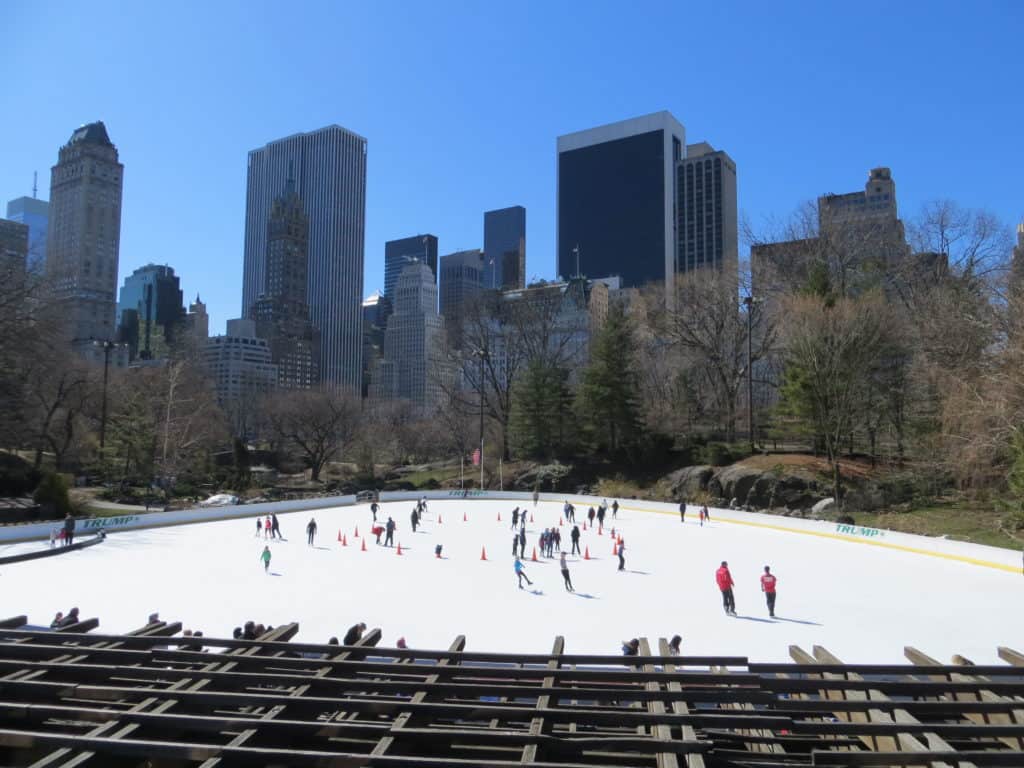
[716,561,736,616]
[760,565,777,617]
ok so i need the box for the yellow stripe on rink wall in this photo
[620,504,1022,575]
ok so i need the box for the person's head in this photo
[194,631,203,637]
[328,636,339,645]
[54,611,63,620]
[397,636,407,649]
[184,629,193,637]
[670,634,681,649]
[359,622,367,632]
[69,607,79,617]
[148,612,159,624]
[721,561,728,568]
[764,565,771,573]
[233,627,242,639]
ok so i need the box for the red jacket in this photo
[761,573,777,594]
[715,566,734,591]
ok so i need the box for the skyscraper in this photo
[116,264,186,360]
[483,206,526,290]
[0,219,28,277]
[557,112,684,295]
[5,195,48,271]
[384,234,438,318]
[250,179,319,390]
[439,249,484,349]
[241,125,367,390]
[45,121,124,344]
[676,142,738,276]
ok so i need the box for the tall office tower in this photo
[439,248,484,349]
[372,262,446,407]
[241,125,367,389]
[250,179,319,390]
[116,264,186,360]
[383,234,438,319]
[361,290,385,397]
[483,206,526,290]
[0,219,29,277]
[202,318,278,436]
[45,121,124,344]
[676,142,738,276]
[5,195,48,271]
[557,112,684,297]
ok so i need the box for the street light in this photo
[93,340,116,450]
[741,296,756,454]
[472,347,488,489]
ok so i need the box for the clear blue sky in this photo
[3,1,1022,335]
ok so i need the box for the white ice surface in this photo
[2,499,1021,663]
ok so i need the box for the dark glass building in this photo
[384,234,438,318]
[483,206,526,290]
[557,112,684,293]
[676,142,738,275]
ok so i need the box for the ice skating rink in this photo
[2,498,1021,662]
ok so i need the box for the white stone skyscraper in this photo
[45,121,124,344]
[242,126,367,390]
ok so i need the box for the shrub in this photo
[703,443,733,467]
[0,453,42,497]
[34,473,72,519]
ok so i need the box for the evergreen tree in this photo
[576,304,642,454]
[510,360,575,460]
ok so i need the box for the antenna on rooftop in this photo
[32,171,37,199]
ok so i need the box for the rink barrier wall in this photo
[0,488,1018,575]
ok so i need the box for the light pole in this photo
[742,296,755,454]
[473,348,488,489]
[94,340,115,450]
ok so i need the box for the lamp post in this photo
[741,296,755,454]
[473,347,488,489]
[94,340,115,450]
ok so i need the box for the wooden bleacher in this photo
[0,617,1019,766]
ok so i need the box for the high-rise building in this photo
[45,121,124,345]
[383,234,438,319]
[250,179,319,390]
[116,264,186,361]
[439,248,484,349]
[185,294,209,342]
[483,206,526,290]
[202,318,278,435]
[241,125,367,390]
[0,219,29,277]
[361,290,385,398]
[676,142,738,276]
[5,196,48,271]
[557,112,684,295]
[372,262,446,408]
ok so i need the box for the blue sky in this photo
[3,1,1022,334]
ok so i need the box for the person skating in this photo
[716,561,736,615]
[410,506,419,533]
[63,513,75,547]
[518,528,527,558]
[255,518,262,537]
[617,538,626,571]
[271,513,282,539]
[520,516,527,532]
[514,556,533,589]
[700,505,710,526]
[760,565,778,617]
[306,518,317,546]
[260,545,272,573]
[370,501,379,522]
[570,524,581,555]
[679,500,686,523]
[611,499,619,519]
[553,528,561,552]
[343,621,366,645]
[511,507,519,529]
[560,552,574,592]
[587,507,596,526]
[263,516,272,539]
[532,489,539,507]
[596,504,606,528]
[512,533,520,557]
[385,517,396,547]
[539,529,548,558]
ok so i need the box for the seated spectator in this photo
[621,638,639,656]
[49,612,63,629]
[147,612,160,624]
[328,636,339,645]
[57,607,80,628]
[242,621,256,640]
[668,635,682,655]
[232,627,243,639]
[343,622,366,646]
[396,637,407,649]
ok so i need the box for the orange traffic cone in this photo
[480,546,487,561]
[610,527,615,537]
[584,546,590,560]
[612,542,618,555]
[342,534,347,547]
[354,526,360,537]
[530,513,534,523]
[531,547,538,562]
[361,538,367,552]
[583,521,587,531]
[559,518,564,526]
[396,542,403,555]
[337,530,342,542]
[598,525,603,536]
[617,535,623,545]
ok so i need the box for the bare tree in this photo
[264,389,360,482]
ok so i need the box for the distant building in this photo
[185,294,209,341]
[676,142,738,276]
[372,262,446,408]
[45,121,124,346]
[116,264,186,361]
[439,249,484,350]
[383,234,438,320]
[202,318,278,434]
[242,125,367,390]
[250,178,319,390]
[557,112,685,297]
[361,290,385,398]
[0,218,29,277]
[483,206,526,290]
[5,196,48,271]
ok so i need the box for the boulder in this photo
[512,463,571,492]
[811,498,836,516]
[664,465,714,499]
[712,465,763,507]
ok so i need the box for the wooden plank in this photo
[0,616,28,629]
[658,637,706,768]
[638,637,679,768]
[521,636,564,764]
[998,647,1024,667]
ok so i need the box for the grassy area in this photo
[852,499,1021,550]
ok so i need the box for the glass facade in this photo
[483,206,526,290]
[557,130,666,288]
[383,234,438,318]
[5,197,48,271]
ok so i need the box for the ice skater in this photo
[370,500,379,522]
[596,504,606,529]
[511,507,519,529]
[611,499,619,519]
[700,505,710,526]
[560,552,574,592]
[306,518,317,546]
[570,524,581,555]
[679,500,686,523]
[617,538,626,571]
[263,516,272,539]
[63,513,75,547]
[587,507,596,526]
[532,489,539,507]
[518,527,527,558]
[716,561,736,615]
[514,556,533,589]
[385,517,396,547]
[255,518,262,537]
[271,513,282,539]
[260,545,272,573]
[410,506,419,533]
[512,532,520,556]
[760,565,777,617]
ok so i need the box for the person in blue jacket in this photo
[514,557,533,589]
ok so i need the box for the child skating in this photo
[260,546,272,573]
[514,557,533,589]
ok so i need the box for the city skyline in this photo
[2,2,1022,335]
